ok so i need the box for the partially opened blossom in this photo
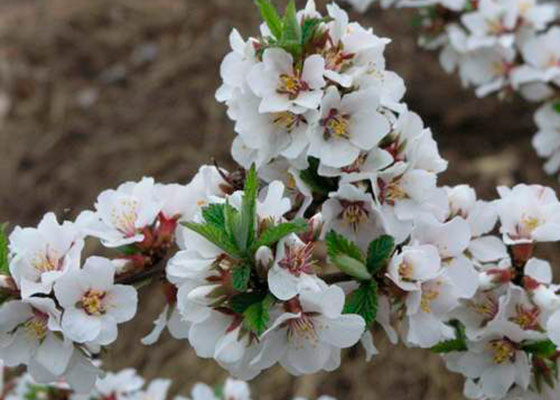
[8,212,84,298]
[54,256,138,345]
[387,244,442,291]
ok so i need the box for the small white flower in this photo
[0,297,74,379]
[387,244,442,292]
[93,368,145,398]
[252,285,365,375]
[54,256,138,345]
[248,49,326,113]
[532,102,560,176]
[81,177,163,248]
[268,234,322,300]
[496,184,560,244]
[308,86,390,168]
[322,184,385,250]
[9,212,84,299]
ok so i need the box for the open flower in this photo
[387,244,442,292]
[0,297,74,380]
[267,234,323,300]
[80,177,163,248]
[9,212,84,299]
[496,184,560,244]
[248,49,326,114]
[252,285,365,375]
[308,86,390,168]
[54,256,138,345]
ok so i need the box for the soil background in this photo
[0,0,558,399]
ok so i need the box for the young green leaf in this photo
[232,263,252,292]
[236,165,258,252]
[554,101,560,114]
[301,17,330,45]
[332,254,371,281]
[281,1,302,44]
[243,295,273,336]
[182,222,241,257]
[251,219,307,252]
[366,235,395,274]
[522,340,557,358]
[326,230,365,263]
[0,223,9,276]
[202,203,237,229]
[299,157,339,195]
[344,281,378,328]
[431,321,468,353]
[254,0,283,39]
[230,291,268,314]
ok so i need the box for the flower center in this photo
[278,242,315,277]
[519,215,541,237]
[322,110,350,140]
[25,311,48,340]
[487,19,505,35]
[487,339,516,364]
[31,248,60,273]
[340,200,368,232]
[271,111,305,132]
[468,295,499,322]
[287,314,318,346]
[399,262,414,282]
[81,289,107,316]
[510,304,541,331]
[111,198,140,237]
[341,153,368,173]
[420,282,442,313]
[277,74,308,100]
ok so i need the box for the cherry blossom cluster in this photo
[1,1,560,399]
[0,364,336,400]
[346,0,560,180]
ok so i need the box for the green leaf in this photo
[301,17,330,45]
[182,222,241,257]
[254,0,283,39]
[243,295,273,336]
[326,230,365,263]
[202,203,236,229]
[232,263,252,292]
[231,291,267,313]
[366,235,395,274]
[0,223,9,276]
[431,321,468,353]
[281,1,301,43]
[553,101,560,114]
[251,219,307,252]
[332,254,372,281]
[116,244,139,256]
[299,157,339,195]
[236,165,258,252]
[344,281,378,328]
[523,340,558,358]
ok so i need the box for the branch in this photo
[115,259,167,286]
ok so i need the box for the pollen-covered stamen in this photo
[487,19,507,35]
[377,177,407,205]
[339,200,369,232]
[278,242,316,277]
[510,304,542,331]
[111,198,140,237]
[398,262,414,282]
[286,314,318,345]
[420,281,443,313]
[24,309,49,340]
[80,289,107,316]
[271,111,307,132]
[31,247,61,273]
[516,215,541,238]
[487,338,517,364]
[322,44,354,73]
[277,73,310,100]
[321,109,351,140]
[468,295,500,323]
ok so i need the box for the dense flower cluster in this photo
[346,0,560,181]
[1,1,560,400]
[0,364,336,400]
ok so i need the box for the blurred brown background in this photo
[0,0,557,398]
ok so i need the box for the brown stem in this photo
[115,260,167,286]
